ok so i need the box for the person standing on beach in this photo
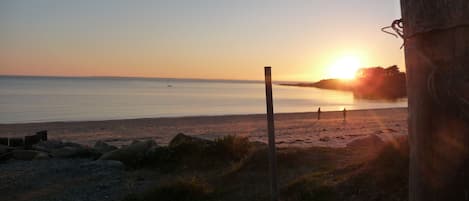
[343,108,347,121]
[317,107,321,120]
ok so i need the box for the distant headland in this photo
[280,65,407,100]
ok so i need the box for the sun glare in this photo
[326,55,362,80]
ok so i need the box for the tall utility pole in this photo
[400,1,469,201]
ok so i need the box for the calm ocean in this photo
[0,76,407,124]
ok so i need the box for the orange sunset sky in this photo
[0,0,404,82]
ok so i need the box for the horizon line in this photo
[0,74,313,83]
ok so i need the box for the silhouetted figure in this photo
[343,108,347,121]
[317,107,321,120]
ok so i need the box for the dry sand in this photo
[0,107,407,148]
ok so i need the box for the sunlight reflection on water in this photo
[0,76,407,123]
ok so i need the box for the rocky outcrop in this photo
[33,140,100,159]
[94,141,118,154]
[99,140,158,166]
[169,133,213,149]
[11,150,50,160]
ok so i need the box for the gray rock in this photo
[11,150,49,160]
[94,140,118,154]
[34,152,50,160]
[168,133,213,148]
[51,145,100,158]
[99,140,157,164]
[33,140,100,158]
[32,140,66,151]
[82,160,125,170]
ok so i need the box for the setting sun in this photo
[326,55,362,80]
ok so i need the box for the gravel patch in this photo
[0,159,127,201]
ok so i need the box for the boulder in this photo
[32,140,64,151]
[99,140,157,165]
[51,145,100,159]
[11,150,50,160]
[34,152,51,160]
[169,133,213,149]
[33,140,100,158]
[94,141,118,154]
[82,160,125,170]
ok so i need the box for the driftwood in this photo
[401,1,469,201]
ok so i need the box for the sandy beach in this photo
[0,107,407,148]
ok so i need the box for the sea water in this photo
[0,76,407,124]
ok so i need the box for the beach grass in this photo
[122,134,409,201]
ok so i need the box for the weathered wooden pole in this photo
[264,66,278,201]
[400,1,469,201]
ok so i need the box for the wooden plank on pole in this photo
[264,66,278,201]
[401,1,469,201]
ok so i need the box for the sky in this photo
[0,0,404,82]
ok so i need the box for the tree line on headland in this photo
[281,65,407,100]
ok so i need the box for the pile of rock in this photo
[0,129,121,161]
[1,136,159,166]
[99,140,158,167]
[2,132,253,170]
[1,140,101,161]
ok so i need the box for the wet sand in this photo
[0,107,407,148]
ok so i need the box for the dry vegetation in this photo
[121,135,409,201]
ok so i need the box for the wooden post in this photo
[8,138,24,147]
[317,107,321,120]
[400,1,469,201]
[264,66,278,201]
[36,130,48,141]
[24,135,40,149]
